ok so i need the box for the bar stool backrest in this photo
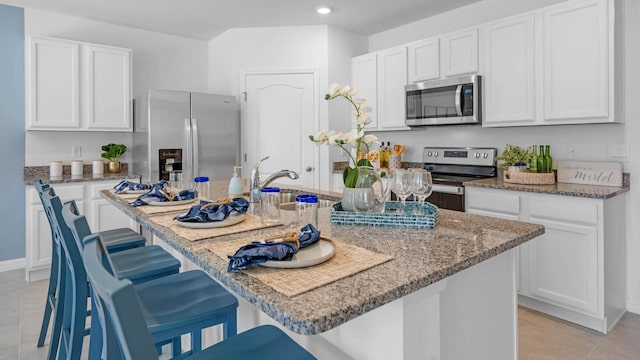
[83,234,159,359]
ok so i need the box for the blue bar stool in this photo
[83,233,315,360]
[62,195,240,358]
[37,183,181,360]
[34,180,146,354]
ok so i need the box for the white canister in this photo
[92,160,104,176]
[50,161,63,178]
[71,160,84,177]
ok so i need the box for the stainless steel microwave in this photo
[405,75,481,126]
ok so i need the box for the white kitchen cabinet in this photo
[84,44,132,130]
[27,37,80,129]
[465,186,626,333]
[376,47,410,130]
[351,53,378,129]
[25,180,138,282]
[440,27,479,77]
[541,0,614,124]
[481,13,536,127]
[351,48,409,132]
[481,0,617,127]
[407,37,440,82]
[26,36,133,131]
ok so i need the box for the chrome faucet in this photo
[249,156,300,202]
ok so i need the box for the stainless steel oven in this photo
[422,146,497,212]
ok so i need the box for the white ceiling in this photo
[1,0,483,40]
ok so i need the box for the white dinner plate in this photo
[145,198,196,206]
[174,213,246,229]
[260,239,335,268]
[123,189,148,194]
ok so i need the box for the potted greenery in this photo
[101,143,127,173]
[495,144,531,172]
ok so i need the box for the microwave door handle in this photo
[455,85,463,116]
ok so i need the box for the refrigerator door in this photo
[147,89,190,182]
[190,92,240,180]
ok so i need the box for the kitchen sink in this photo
[278,192,335,211]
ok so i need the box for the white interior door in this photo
[244,72,316,189]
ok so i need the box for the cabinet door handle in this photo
[306,166,313,172]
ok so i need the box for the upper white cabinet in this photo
[27,36,133,131]
[407,37,440,82]
[351,48,409,132]
[351,53,378,129]
[482,14,536,127]
[441,28,479,77]
[85,44,132,130]
[542,0,611,124]
[377,47,409,130]
[481,0,617,127]
[27,37,80,129]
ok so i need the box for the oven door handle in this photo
[432,184,465,195]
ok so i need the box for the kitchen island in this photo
[101,181,544,359]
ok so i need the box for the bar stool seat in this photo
[99,227,146,253]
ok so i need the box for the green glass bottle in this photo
[530,145,538,173]
[544,145,552,173]
[536,144,545,173]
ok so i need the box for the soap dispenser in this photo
[228,166,244,198]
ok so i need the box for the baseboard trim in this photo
[626,300,640,315]
[0,258,26,272]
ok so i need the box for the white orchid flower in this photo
[328,83,341,98]
[339,85,352,96]
[353,98,366,105]
[310,130,334,144]
[328,131,345,145]
[362,134,380,145]
[356,113,371,126]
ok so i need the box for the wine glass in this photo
[390,169,411,213]
[409,169,433,214]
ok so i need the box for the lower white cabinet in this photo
[25,180,138,282]
[466,186,626,333]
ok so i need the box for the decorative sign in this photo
[557,161,623,187]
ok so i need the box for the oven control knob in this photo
[433,151,439,157]
[474,152,480,158]
[483,153,489,159]
[427,151,433,157]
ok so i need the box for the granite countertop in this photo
[24,165,140,185]
[464,175,630,199]
[100,180,544,335]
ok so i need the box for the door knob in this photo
[305,166,313,172]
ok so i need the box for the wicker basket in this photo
[503,171,556,185]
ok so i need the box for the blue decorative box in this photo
[330,201,439,229]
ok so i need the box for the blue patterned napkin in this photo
[174,198,249,223]
[113,180,152,194]
[227,224,320,272]
[129,180,196,206]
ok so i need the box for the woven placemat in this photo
[205,237,393,297]
[109,189,140,199]
[147,213,282,241]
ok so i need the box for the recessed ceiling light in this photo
[316,6,332,15]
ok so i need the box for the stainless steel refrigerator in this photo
[133,89,240,183]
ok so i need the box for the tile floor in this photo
[1,268,639,359]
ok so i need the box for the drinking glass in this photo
[409,169,433,214]
[390,169,411,213]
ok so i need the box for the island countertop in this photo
[101,181,544,335]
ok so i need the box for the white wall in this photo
[207,25,366,190]
[23,9,209,165]
[367,0,640,313]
